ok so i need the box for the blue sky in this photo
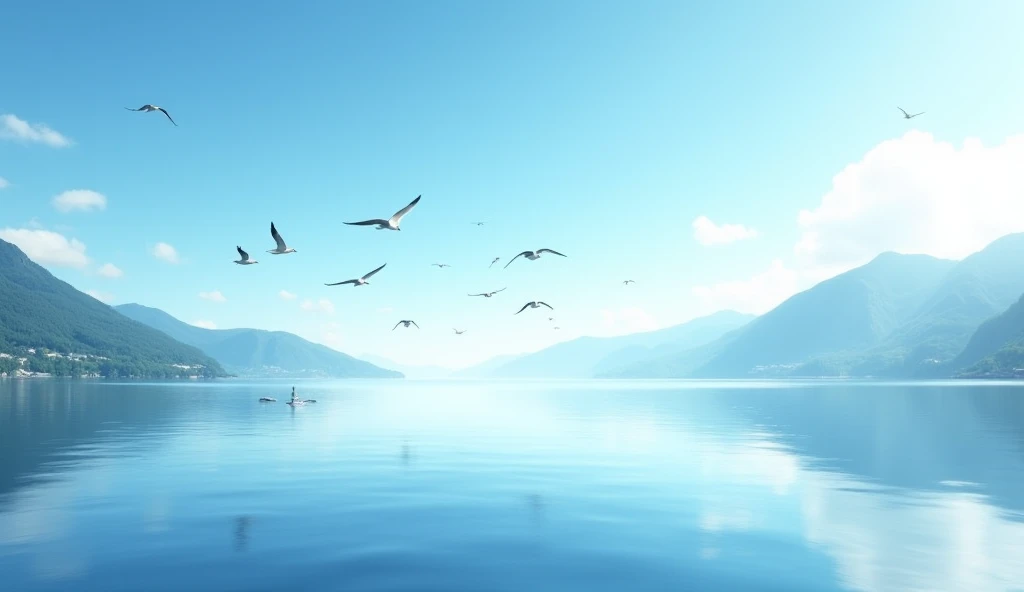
[3,1,1024,369]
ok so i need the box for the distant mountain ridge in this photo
[115,303,402,378]
[616,232,1024,379]
[460,310,755,378]
[0,239,225,378]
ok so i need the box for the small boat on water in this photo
[259,397,277,402]
[286,386,305,406]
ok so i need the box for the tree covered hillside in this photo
[0,239,225,378]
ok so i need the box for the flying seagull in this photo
[898,107,924,119]
[453,328,467,335]
[515,301,554,315]
[469,287,506,298]
[393,320,420,330]
[344,195,421,231]
[432,263,451,268]
[125,104,177,126]
[268,222,297,254]
[548,317,555,321]
[504,249,567,269]
[472,222,485,226]
[489,257,500,268]
[234,246,258,265]
[325,263,386,287]
[623,280,635,285]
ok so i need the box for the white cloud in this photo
[52,189,107,213]
[0,176,9,189]
[0,114,72,148]
[319,321,345,351]
[300,298,335,315]
[199,290,227,303]
[692,216,760,246]
[599,306,658,334]
[0,228,89,268]
[278,290,297,301]
[796,131,1024,270]
[191,320,217,329]
[85,290,114,304]
[152,242,179,264]
[692,259,800,315]
[97,263,123,278]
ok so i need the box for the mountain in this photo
[451,354,525,379]
[623,233,1024,379]
[0,239,225,378]
[464,310,754,378]
[357,353,453,379]
[115,303,402,378]
[951,293,1024,377]
[690,252,957,378]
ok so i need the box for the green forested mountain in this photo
[0,239,225,378]
[952,293,1024,377]
[115,303,402,378]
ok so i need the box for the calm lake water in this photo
[2,379,1023,592]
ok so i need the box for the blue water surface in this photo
[2,378,1023,591]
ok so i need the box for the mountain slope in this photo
[115,303,401,378]
[470,310,754,378]
[0,239,225,378]
[690,252,956,377]
[950,292,1024,377]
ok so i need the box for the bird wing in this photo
[325,279,358,286]
[236,246,249,261]
[468,293,485,297]
[393,321,403,330]
[515,302,531,315]
[125,106,142,111]
[504,252,530,269]
[344,219,388,226]
[494,287,507,293]
[537,248,566,257]
[411,321,420,329]
[362,263,387,280]
[538,301,554,310]
[898,107,909,117]
[912,111,925,117]
[270,222,287,250]
[389,195,421,225]
[489,258,499,268]
[158,107,178,126]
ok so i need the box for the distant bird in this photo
[234,246,258,265]
[393,320,420,330]
[548,317,555,321]
[898,107,924,119]
[468,287,506,298]
[124,104,177,126]
[453,328,467,335]
[432,263,451,268]
[472,222,485,226]
[515,301,553,315]
[267,222,297,254]
[489,257,500,268]
[325,263,386,287]
[623,280,635,285]
[554,327,560,330]
[344,195,421,231]
[504,249,566,269]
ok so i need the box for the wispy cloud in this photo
[191,320,217,329]
[152,242,179,264]
[278,290,297,301]
[692,216,760,246]
[300,298,335,315]
[0,228,89,268]
[97,263,123,278]
[85,290,114,304]
[0,176,9,190]
[0,114,72,148]
[52,189,107,213]
[692,259,799,315]
[199,290,227,303]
